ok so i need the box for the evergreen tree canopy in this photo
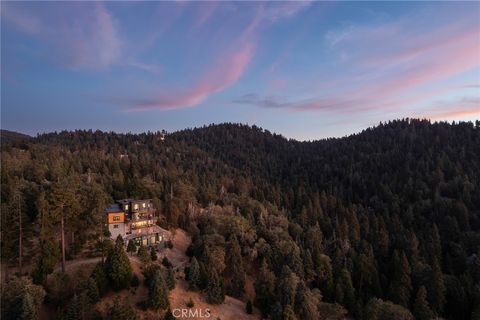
[105,238,132,290]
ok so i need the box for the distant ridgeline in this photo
[0,129,31,144]
[1,119,480,320]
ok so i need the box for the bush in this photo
[151,247,158,261]
[137,245,150,264]
[106,297,138,320]
[142,263,161,286]
[131,274,140,288]
[46,272,73,305]
[162,257,172,268]
[1,277,46,320]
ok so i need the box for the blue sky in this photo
[1,1,479,140]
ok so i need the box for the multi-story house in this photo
[105,199,170,246]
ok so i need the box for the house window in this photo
[142,202,146,208]
[113,224,119,229]
[113,216,120,221]
[125,204,129,210]
[134,204,139,210]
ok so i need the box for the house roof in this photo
[106,204,123,213]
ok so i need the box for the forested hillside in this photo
[2,119,480,320]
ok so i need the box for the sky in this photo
[1,1,479,140]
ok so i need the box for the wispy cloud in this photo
[123,2,310,111]
[420,97,480,120]
[261,1,312,22]
[234,93,290,109]
[239,6,480,122]
[3,2,122,70]
[129,43,254,111]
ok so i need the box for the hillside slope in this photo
[2,119,480,320]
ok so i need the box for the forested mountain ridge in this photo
[0,129,31,144]
[2,119,480,320]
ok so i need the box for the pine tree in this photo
[414,286,434,320]
[105,236,132,290]
[428,224,442,265]
[294,281,318,320]
[279,266,299,307]
[127,240,137,256]
[162,256,173,268]
[314,252,334,300]
[86,277,99,303]
[31,234,60,284]
[254,260,276,316]
[187,257,200,290]
[115,234,124,247]
[150,247,158,261]
[106,297,138,320]
[137,245,150,264]
[2,276,45,320]
[428,259,446,314]
[165,267,176,290]
[282,305,297,320]
[335,269,355,313]
[149,270,170,310]
[389,250,412,307]
[206,267,224,304]
[65,294,80,320]
[91,262,108,296]
[19,292,38,320]
[225,234,245,297]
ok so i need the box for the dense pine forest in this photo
[1,119,480,320]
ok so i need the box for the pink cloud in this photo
[419,97,480,120]
[275,12,480,115]
[366,36,479,97]
[239,16,479,117]
[125,2,311,112]
[130,43,255,111]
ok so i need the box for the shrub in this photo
[162,257,172,268]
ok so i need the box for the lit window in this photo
[113,216,120,221]
[134,204,139,210]
[125,205,129,210]
[142,202,146,208]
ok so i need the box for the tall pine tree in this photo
[105,235,132,290]
[206,267,224,304]
[149,270,170,310]
[225,234,245,297]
